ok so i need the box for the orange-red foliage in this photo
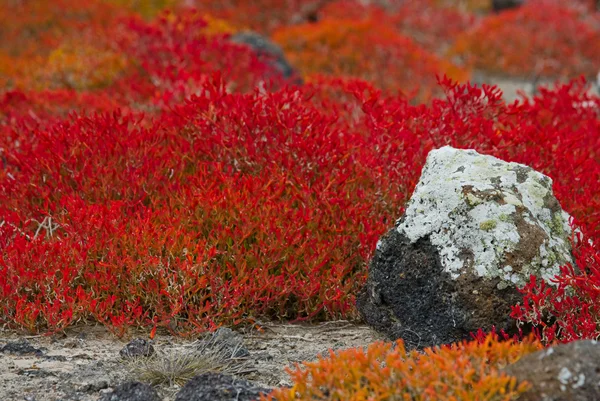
[193,0,316,33]
[0,0,130,90]
[452,0,600,78]
[273,17,468,101]
[263,333,543,401]
[321,0,476,53]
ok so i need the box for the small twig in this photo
[32,216,61,240]
[317,320,351,326]
[280,335,315,342]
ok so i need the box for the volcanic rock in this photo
[504,340,600,401]
[357,146,575,349]
[174,372,271,401]
[119,338,155,359]
[492,0,524,12]
[196,327,250,358]
[98,381,161,401]
[230,31,303,84]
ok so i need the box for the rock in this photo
[196,327,250,358]
[504,340,600,400]
[230,31,303,84]
[356,146,574,349]
[119,338,155,359]
[1,339,44,356]
[98,381,161,401]
[79,377,110,393]
[492,0,524,12]
[174,372,271,401]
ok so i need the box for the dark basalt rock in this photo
[174,372,271,401]
[492,0,524,12]
[1,339,44,357]
[98,381,161,401]
[356,146,574,350]
[504,340,600,401]
[356,224,523,350]
[230,31,303,84]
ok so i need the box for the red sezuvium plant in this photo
[511,230,600,344]
[0,1,599,351]
[320,0,476,54]
[1,75,599,340]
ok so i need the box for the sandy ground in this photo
[0,321,386,401]
[476,73,599,103]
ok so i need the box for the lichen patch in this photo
[397,146,574,287]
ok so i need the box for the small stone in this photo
[492,0,524,12]
[0,339,44,356]
[79,377,110,393]
[119,338,155,359]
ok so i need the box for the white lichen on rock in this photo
[397,146,574,288]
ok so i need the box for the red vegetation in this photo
[113,10,288,110]
[0,0,128,89]
[2,73,599,340]
[321,0,476,53]
[1,0,600,354]
[512,232,600,344]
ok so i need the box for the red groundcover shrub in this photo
[1,74,599,338]
[1,6,296,111]
[113,10,289,110]
[512,231,600,344]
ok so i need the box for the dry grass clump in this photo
[122,329,253,387]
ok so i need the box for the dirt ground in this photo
[0,321,386,401]
[477,73,599,103]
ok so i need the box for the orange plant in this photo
[263,333,542,401]
[34,40,129,91]
[273,17,468,101]
[0,0,126,59]
[194,0,315,33]
[0,0,130,90]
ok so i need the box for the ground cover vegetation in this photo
[1,0,600,399]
